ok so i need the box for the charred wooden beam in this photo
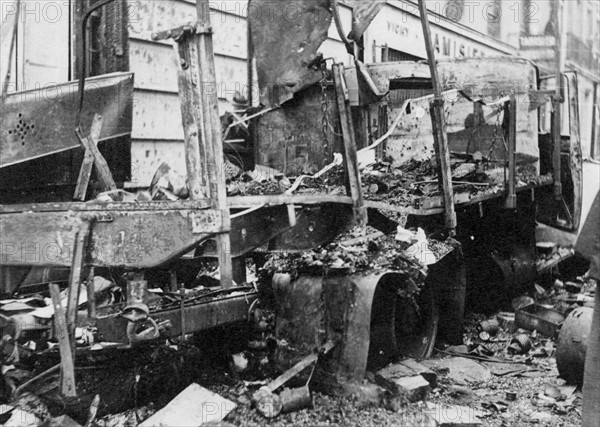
[417,0,457,235]
[332,64,367,226]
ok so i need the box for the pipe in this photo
[331,0,354,54]
[1,0,21,101]
[506,95,517,209]
[552,0,564,201]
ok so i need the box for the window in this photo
[1,1,73,92]
[384,47,423,62]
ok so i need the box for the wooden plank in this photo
[165,0,234,287]
[332,63,367,226]
[266,353,318,393]
[196,0,234,289]
[49,283,77,397]
[74,114,104,201]
[375,364,430,402]
[86,267,96,318]
[176,35,210,199]
[400,359,438,388]
[65,223,91,355]
[394,376,430,402]
[418,0,457,233]
[75,126,117,193]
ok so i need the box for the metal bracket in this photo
[151,21,213,42]
[190,210,223,234]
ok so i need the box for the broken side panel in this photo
[255,84,342,176]
[345,57,540,174]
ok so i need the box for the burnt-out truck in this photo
[0,0,583,395]
[251,55,582,378]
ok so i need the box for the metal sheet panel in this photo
[0,204,223,268]
[0,72,134,168]
[96,291,258,343]
[346,58,540,169]
[248,0,332,107]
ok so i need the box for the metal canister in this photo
[508,334,532,354]
[478,318,500,335]
[556,307,594,385]
[280,386,312,413]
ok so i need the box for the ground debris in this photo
[139,383,236,426]
[425,402,484,426]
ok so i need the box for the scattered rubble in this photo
[1,248,594,426]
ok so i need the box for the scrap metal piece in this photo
[96,291,258,342]
[0,203,223,268]
[556,307,597,384]
[272,272,439,382]
[1,72,133,168]
[196,205,293,258]
[345,0,386,42]
[248,0,332,107]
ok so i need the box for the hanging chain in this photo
[320,63,330,150]
[487,105,503,161]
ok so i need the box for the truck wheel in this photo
[395,280,439,360]
[367,274,439,371]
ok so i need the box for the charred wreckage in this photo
[0,0,586,422]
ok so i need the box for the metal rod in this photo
[592,83,599,160]
[247,17,254,106]
[505,95,517,209]
[1,0,21,101]
[417,0,457,234]
[552,0,564,200]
